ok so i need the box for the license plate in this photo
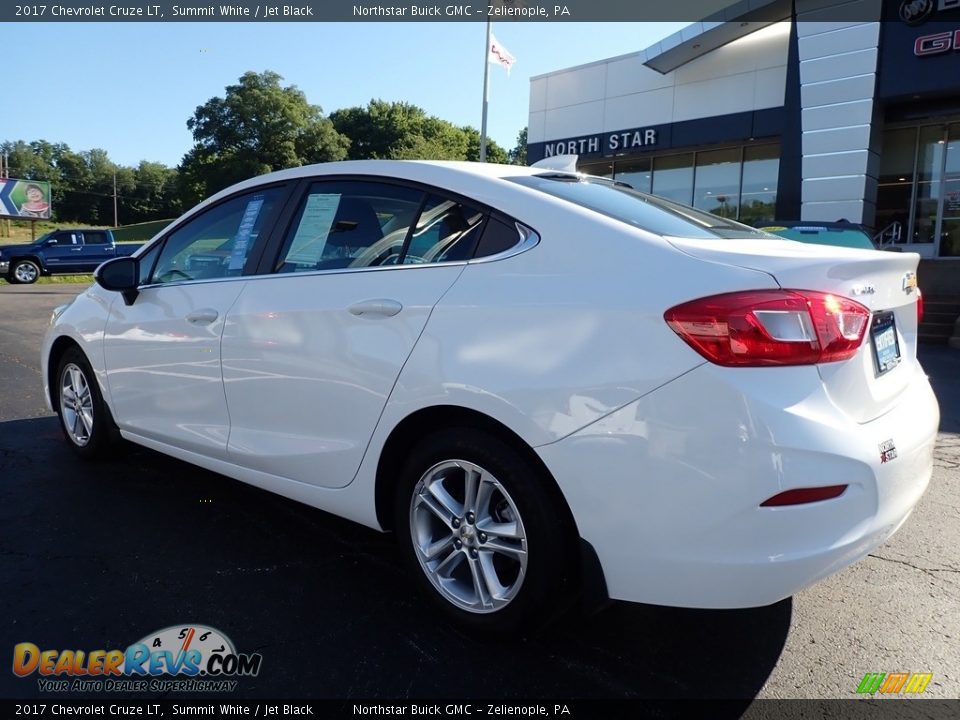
[871,312,901,375]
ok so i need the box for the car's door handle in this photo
[348,299,403,317]
[186,309,219,325]
[70,247,84,252]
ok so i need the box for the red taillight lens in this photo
[760,485,848,507]
[664,290,870,367]
[916,289,924,325]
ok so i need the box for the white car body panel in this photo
[537,361,938,607]
[221,264,465,489]
[41,159,939,610]
[102,280,247,458]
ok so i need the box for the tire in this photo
[394,427,572,633]
[55,347,115,459]
[11,259,41,284]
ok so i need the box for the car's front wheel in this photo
[11,259,41,284]
[395,428,571,633]
[56,347,114,459]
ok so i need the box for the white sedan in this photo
[42,160,938,631]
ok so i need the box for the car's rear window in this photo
[760,226,875,250]
[508,174,771,240]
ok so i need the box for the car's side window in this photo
[149,187,284,285]
[472,217,524,260]
[401,195,485,265]
[82,231,108,245]
[276,181,424,273]
[51,232,78,246]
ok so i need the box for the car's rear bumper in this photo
[536,362,938,608]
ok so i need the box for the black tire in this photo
[55,346,116,459]
[394,427,572,634]
[11,259,40,284]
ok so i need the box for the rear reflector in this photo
[664,290,870,366]
[917,289,924,325]
[760,485,848,507]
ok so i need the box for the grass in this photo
[0,217,172,245]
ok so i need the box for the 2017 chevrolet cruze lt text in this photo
[43,160,939,631]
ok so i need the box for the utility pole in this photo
[1,153,8,238]
[479,19,491,162]
[113,172,118,227]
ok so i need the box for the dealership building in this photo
[526,0,960,297]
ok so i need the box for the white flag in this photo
[488,32,516,75]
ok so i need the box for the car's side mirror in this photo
[45,238,57,246]
[95,256,140,306]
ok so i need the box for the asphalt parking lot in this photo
[0,283,958,701]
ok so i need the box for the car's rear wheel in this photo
[395,428,570,633]
[56,347,114,459]
[12,259,40,284]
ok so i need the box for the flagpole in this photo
[480,19,492,162]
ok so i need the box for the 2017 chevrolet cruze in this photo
[43,160,939,631]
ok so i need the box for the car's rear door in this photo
[76,231,114,271]
[102,185,290,460]
[220,179,486,488]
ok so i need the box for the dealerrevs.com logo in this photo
[12,625,263,693]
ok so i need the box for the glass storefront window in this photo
[575,143,779,224]
[739,145,779,226]
[652,154,694,205]
[912,125,946,244]
[578,160,613,179]
[941,124,960,257]
[875,128,916,243]
[613,158,652,193]
[693,148,741,219]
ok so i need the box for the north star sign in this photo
[543,128,659,157]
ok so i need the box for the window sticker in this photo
[228,196,266,271]
[285,193,342,265]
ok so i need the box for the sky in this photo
[3,21,686,168]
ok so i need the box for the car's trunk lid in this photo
[666,237,924,424]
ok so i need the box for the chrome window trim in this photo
[134,222,539,290]
[467,222,540,265]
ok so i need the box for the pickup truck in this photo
[0,229,143,284]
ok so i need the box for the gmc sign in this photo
[914,28,960,54]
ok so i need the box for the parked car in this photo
[42,161,937,631]
[0,229,142,284]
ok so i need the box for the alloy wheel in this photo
[60,363,94,447]
[409,459,528,614]
[14,262,38,283]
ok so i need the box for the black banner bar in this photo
[1,699,959,720]
[0,0,890,23]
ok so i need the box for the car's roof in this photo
[216,160,544,195]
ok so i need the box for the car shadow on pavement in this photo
[0,416,788,704]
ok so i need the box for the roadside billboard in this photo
[0,178,52,219]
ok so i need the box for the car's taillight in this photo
[664,290,870,367]
[916,289,924,325]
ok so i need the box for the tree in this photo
[508,127,527,166]
[462,126,508,164]
[330,100,507,163]
[179,71,349,202]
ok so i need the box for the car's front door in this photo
[220,180,486,488]
[102,186,288,459]
[43,231,84,272]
